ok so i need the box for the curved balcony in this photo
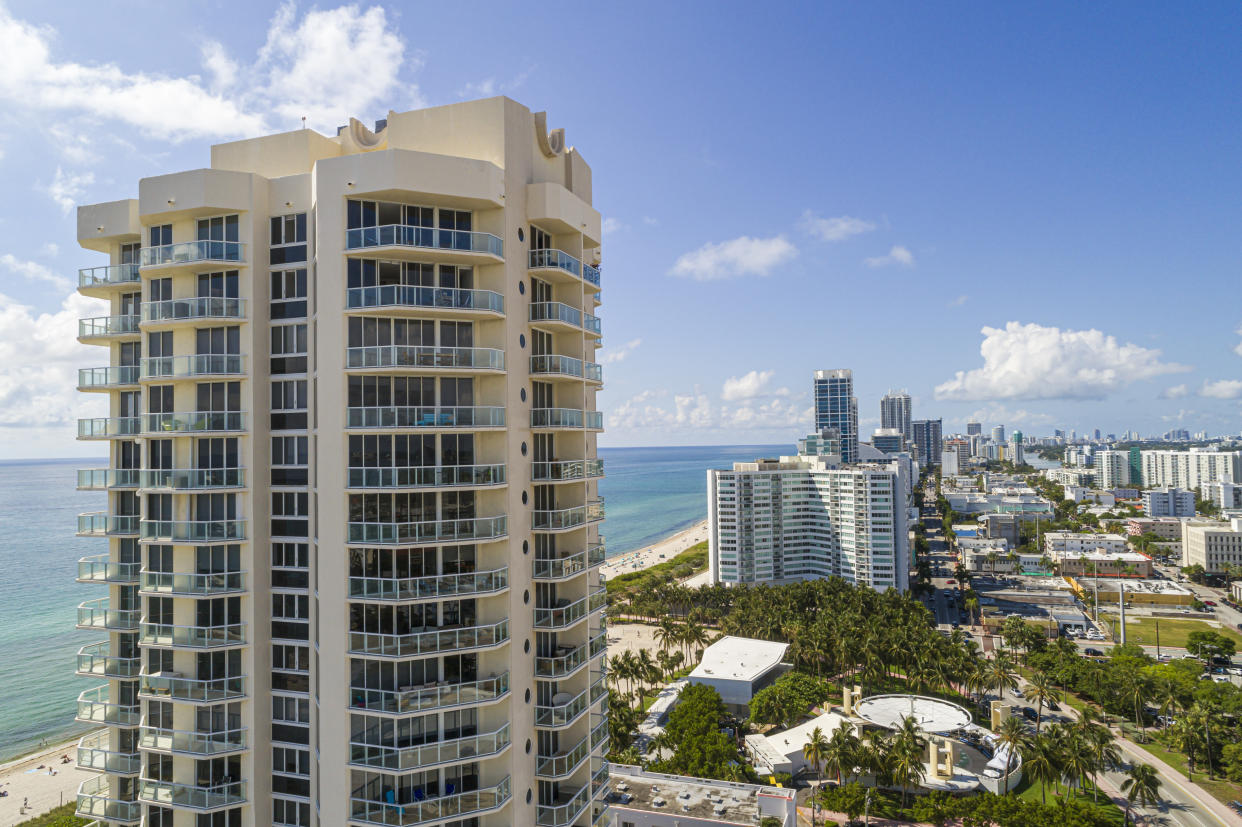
[347,515,506,545]
[347,285,504,318]
[534,587,606,631]
[139,778,247,811]
[78,365,140,391]
[79,315,140,342]
[140,519,246,543]
[140,240,245,269]
[140,569,245,596]
[140,622,245,649]
[345,225,503,262]
[346,464,505,490]
[139,726,248,756]
[77,597,140,631]
[535,720,608,780]
[145,410,245,434]
[139,672,246,703]
[348,619,509,659]
[76,775,142,824]
[530,354,603,384]
[138,467,245,490]
[346,345,504,372]
[531,408,603,431]
[349,566,509,602]
[347,405,505,430]
[535,632,606,680]
[349,723,510,772]
[536,674,607,729]
[141,296,247,326]
[532,460,604,483]
[529,302,601,338]
[141,354,245,380]
[79,263,140,291]
[76,685,140,727]
[350,777,511,827]
[77,731,141,775]
[77,554,140,584]
[349,673,509,716]
[533,544,606,581]
[529,248,582,278]
[77,469,139,490]
[76,641,140,679]
[78,416,142,440]
[77,512,139,537]
[536,764,608,827]
[533,500,605,532]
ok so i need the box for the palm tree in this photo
[963,594,980,626]
[1121,762,1162,826]
[1026,670,1060,734]
[987,653,1019,702]
[802,727,830,825]
[889,715,927,808]
[653,617,680,655]
[1084,720,1121,802]
[986,550,1000,578]
[822,724,860,785]
[683,619,710,664]
[1020,733,1061,804]
[995,716,1026,795]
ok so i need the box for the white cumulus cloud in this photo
[1201,379,1242,400]
[1,254,71,291]
[1234,323,1242,358]
[864,245,915,268]
[935,321,1190,401]
[44,167,94,215]
[721,370,774,401]
[800,211,875,242]
[1160,384,1189,399]
[601,338,641,364]
[669,236,796,282]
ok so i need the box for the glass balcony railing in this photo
[529,301,582,328]
[347,515,506,545]
[349,673,509,715]
[583,312,602,336]
[78,416,141,439]
[346,225,503,258]
[76,775,142,823]
[582,263,601,288]
[140,519,246,542]
[78,365,140,388]
[141,297,247,323]
[77,598,140,631]
[77,685,140,727]
[532,460,604,482]
[533,544,606,580]
[347,405,504,429]
[140,569,245,596]
[139,778,247,810]
[140,622,246,649]
[76,641,140,679]
[535,674,608,728]
[79,263,140,289]
[347,464,505,489]
[350,777,511,827]
[346,345,504,371]
[530,354,583,378]
[529,248,582,276]
[536,729,595,779]
[532,500,605,531]
[138,468,245,490]
[535,632,606,679]
[535,764,609,826]
[141,354,245,379]
[77,554,141,583]
[139,672,246,703]
[349,619,509,659]
[144,411,245,433]
[349,723,510,772]
[531,408,603,430]
[77,731,141,775]
[139,726,248,756]
[349,566,508,602]
[77,469,139,489]
[79,315,139,339]
[140,240,245,267]
[77,512,139,536]
[347,285,504,315]
[534,587,607,630]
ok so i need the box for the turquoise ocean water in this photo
[0,444,787,760]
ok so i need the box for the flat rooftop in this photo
[1058,550,1151,563]
[689,636,789,684]
[760,710,850,760]
[608,765,793,823]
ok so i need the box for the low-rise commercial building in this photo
[1043,531,1129,556]
[1182,518,1242,573]
[1057,550,1153,578]
[1208,481,1242,512]
[978,513,1021,547]
[1045,467,1097,487]
[1063,486,1116,507]
[1068,578,1194,607]
[1126,517,1184,540]
[1143,487,1196,518]
[687,636,790,713]
[606,766,797,827]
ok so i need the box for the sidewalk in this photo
[1115,737,1242,827]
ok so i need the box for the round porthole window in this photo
[526,739,532,754]
[519,281,526,295]
[524,589,530,604]
[526,790,533,804]
[523,540,529,554]
[521,442,528,456]
[524,640,531,654]
[520,388,527,402]
[522,491,528,505]
[520,334,526,348]
[518,227,525,243]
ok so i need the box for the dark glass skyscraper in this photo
[813,369,858,463]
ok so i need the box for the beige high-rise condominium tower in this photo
[73,97,608,827]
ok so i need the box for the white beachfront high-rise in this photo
[73,97,608,827]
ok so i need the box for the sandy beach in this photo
[599,519,708,582]
[0,735,87,826]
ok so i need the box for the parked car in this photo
[1084,648,1105,657]
[1046,700,1060,712]
[1021,707,1038,721]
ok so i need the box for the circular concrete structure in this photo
[854,694,972,734]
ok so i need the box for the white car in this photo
[1085,631,1104,641]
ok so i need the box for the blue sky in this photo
[0,1,1239,457]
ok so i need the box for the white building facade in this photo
[1140,449,1242,495]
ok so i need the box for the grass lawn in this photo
[605,542,708,600]
[1013,777,1124,824]
[1140,738,1242,808]
[14,803,88,827]
[1096,614,1242,649]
